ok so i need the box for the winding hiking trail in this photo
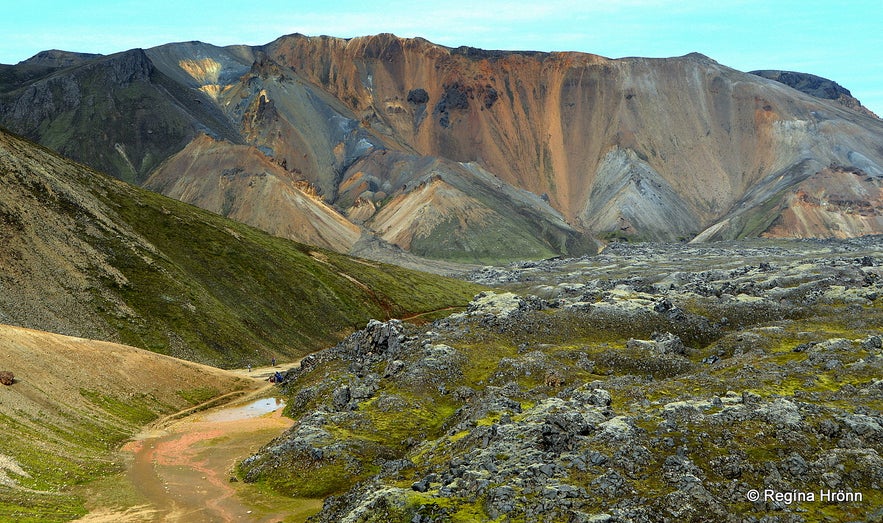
[76,364,321,523]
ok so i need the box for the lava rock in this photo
[407,88,429,105]
[653,332,687,355]
[540,412,592,453]
[332,385,351,410]
[572,387,612,408]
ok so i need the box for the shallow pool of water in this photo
[202,397,285,422]
[116,394,314,522]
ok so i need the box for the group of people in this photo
[244,357,283,383]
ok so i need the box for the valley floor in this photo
[77,374,321,522]
[4,237,883,522]
[0,329,320,522]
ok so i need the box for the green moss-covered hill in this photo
[241,240,883,522]
[0,128,482,367]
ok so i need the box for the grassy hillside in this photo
[0,128,482,366]
[0,324,252,521]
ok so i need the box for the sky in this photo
[3,0,882,115]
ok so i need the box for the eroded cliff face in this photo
[763,165,883,239]
[262,34,883,241]
[145,134,362,252]
[143,39,594,262]
[3,34,883,260]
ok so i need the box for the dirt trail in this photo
[401,306,461,321]
[76,362,321,523]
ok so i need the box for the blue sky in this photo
[3,1,881,115]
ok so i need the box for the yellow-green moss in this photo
[449,430,470,442]
[79,389,160,426]
[177,386,221,405]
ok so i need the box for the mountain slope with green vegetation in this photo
[0,128,482,367]
[0,324,252,521]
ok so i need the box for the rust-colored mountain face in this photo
[265,34,883,241]
[145,134,362,252]
[2,34,882,261]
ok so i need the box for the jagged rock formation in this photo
[3,35,883,261]
[243,238,883,521]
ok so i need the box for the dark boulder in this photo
[407,88,429,105]
[540,412,591,453]
[332,385,351,410]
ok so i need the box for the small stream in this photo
[119,394,321,522]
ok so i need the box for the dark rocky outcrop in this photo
[433,82,470,128]
[244,237,883,522]
[752,69,879,119]
[751,70,853,101]
[406,88,429,104]
[0,371,13,385]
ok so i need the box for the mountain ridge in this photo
[0,126,480,366]
[2,34,882,262]
[750,69,879,119]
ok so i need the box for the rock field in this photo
[243,238,883,522]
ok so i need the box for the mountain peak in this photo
[19,49,102,67]
[681,51,717,63]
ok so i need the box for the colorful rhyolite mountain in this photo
[2,34,882,262]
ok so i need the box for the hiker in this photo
[271,357,276,367]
